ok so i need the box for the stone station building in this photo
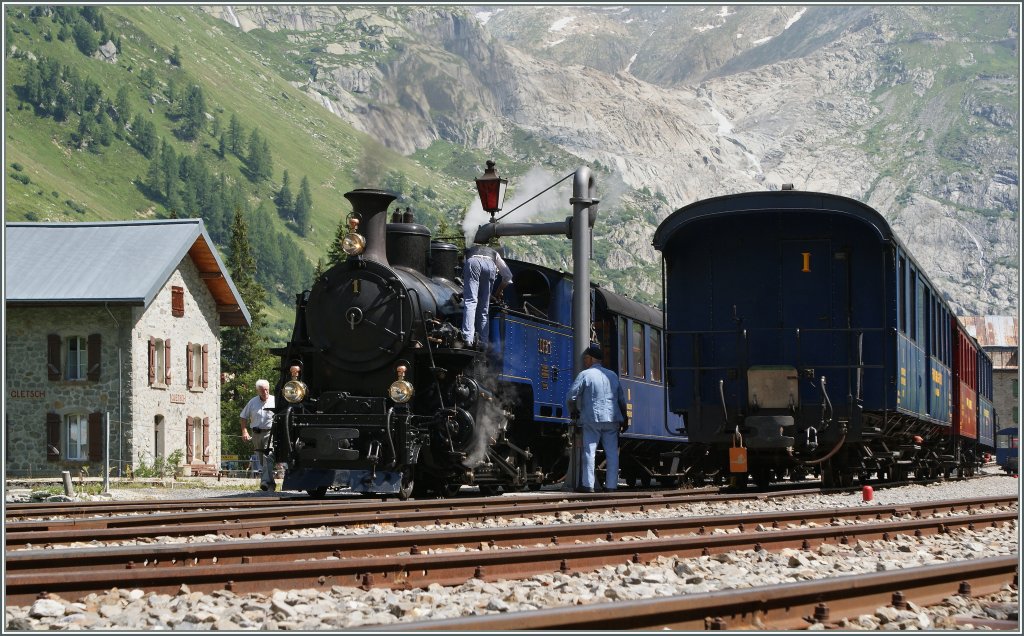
[5,220,250,477]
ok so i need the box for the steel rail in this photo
[376,556,1019,631]
[3,488,838,544]
[4,488,697,519]
[5,510,1015,606]
[6,498,1017,573]
[4,492,1013,547]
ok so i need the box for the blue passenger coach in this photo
[653,189,994,487]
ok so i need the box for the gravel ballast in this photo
[5,473,1019,630]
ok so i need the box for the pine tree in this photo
[326,215,348,267]
[293,175,313,236]
[218,132,227,159]
[275,170,294,220]
[228,113,243,156]
[178,84,205,141]
[145,152,163,197]
[246,128,263,180]
[219,206,276,460]
[160,141,178,201]
[221,207,269,373]
[114,85,131,123]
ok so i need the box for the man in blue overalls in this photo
[461,242,513,348]
[567,345,629,492]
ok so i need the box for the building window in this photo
[1014,378,1019,399]
[65,413,89,460]
[149,337,171,387]
[187,343,208,390]
[632,322,645,379]
[66,336,87,380]
[171,286,185,317]
[1014,406,1019,425]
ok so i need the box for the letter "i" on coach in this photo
[801,252,811,272]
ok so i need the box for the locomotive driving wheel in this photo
[397,471,415,500]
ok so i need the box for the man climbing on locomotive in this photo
[460,240,512,348]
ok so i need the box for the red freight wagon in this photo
[952,318,979,442]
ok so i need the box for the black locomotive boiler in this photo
[271,189,507,498]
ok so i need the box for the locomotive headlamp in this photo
[475,160,508,218]
[388,364,414,404]
[282,364,308,403]
[342,217,366,256]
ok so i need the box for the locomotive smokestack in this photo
[344,189,397,267]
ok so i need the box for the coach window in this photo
[649,328,662,382]
[909,269,918,342]
[632,322,645,378]
[618,317,629,376]
[898,256,907,334]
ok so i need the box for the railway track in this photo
[381,556,1018,630]
[5,496,1016,607]
[5,487,837,545]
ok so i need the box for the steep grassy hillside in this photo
[3,6,481,336]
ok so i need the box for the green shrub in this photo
[11,162,23,171]
[10,172,30,185]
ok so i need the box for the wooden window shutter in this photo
[202,417,210,462]
[87,333,102,381]
[186,342,194,389]
[46,412,61,462]
[171,286,185,317]
[164,338,172,385]
[185,417,194,464]
[148,337,156,385]
[47,334,62,381]
[88,412,103,462]
[201,344,209,388]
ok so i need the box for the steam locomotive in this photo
[653,188,997,488]
[269,188,686,498]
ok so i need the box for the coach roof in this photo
[653,190,896,251]
[6,219,251,327]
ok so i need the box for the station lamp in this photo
[475,160,508,222]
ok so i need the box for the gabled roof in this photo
[5,219,251,327]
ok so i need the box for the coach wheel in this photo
[657,476,680,488]
[306,487,328,499]
[441,483,462,498]
[479,484,501,496]
[728,474,748,490]
[638,475,653,488]
[527,482,542,491]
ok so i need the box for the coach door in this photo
[780,240,832,371]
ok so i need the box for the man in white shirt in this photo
[240,378,276,491]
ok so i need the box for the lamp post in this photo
[470,162,598,492]
[475,160,508,222]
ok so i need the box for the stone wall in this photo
[5,257,224,477]
[128,257,222,472]
[5,305,130,476]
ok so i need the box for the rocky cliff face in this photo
[201,5,1018,315]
